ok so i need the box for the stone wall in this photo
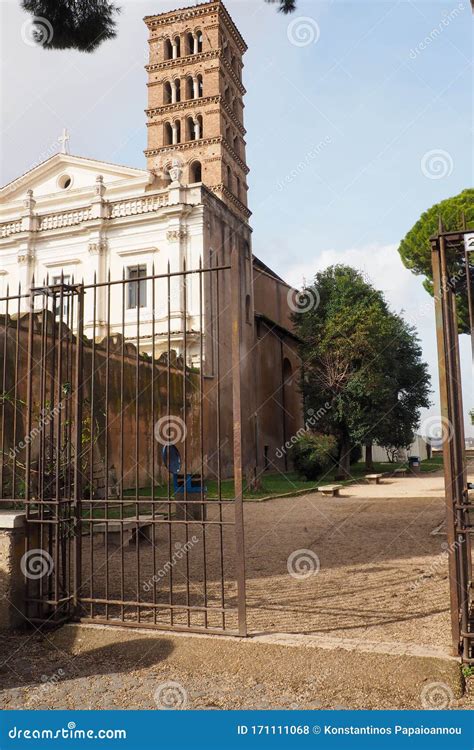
[0,312,200,500]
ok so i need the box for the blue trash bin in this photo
[162,445,207,520]
[408,455,420,475]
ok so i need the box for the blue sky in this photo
[1,0,472,432]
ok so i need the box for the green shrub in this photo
[289,432,338,480]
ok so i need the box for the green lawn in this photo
[119,455,443,503]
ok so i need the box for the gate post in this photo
[72,285,84,612]
[230,246,247,637]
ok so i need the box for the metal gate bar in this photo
[0,249,247,636]
[431,221,474,661]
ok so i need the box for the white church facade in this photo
[0,152,216,364]
[0,0,304,475]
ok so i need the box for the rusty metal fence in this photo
[431,221,473,662]
[0,250,247,636]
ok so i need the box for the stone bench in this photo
[393,467,407,477]
[93,516,164,546]
[318,484,343,497]
[365,473,383,484]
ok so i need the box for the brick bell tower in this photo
[144,0,250,222]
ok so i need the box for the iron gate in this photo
[431,220,474,662]
[0,249,247,636]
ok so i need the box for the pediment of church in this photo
[1,153,148,207]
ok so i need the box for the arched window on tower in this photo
[185,76,194,99]
[236,176,241,200]
[186,116,194,141]
[190,161,202,183]
[196,114,203,139]
[197,74,203,97]
[186,115,202,141]
[164,81,172,105]
[174,78,181,102]
[164,38,173,60]
[164,122,173,145]
[196,32,203,53]
[186,32,194,55]
[174,36,181,57]
[233,135,239,155]
[173,119,181,144]
[226,164,232,192]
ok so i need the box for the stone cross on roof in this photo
[58,127,70,155]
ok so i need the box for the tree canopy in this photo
[21,0,120,52]
[398,189,474,333]
[265,0,297,12]
[22,0,297,53]
[293,265,431,478]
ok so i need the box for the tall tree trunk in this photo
[365,442,374,471]
[336,438,351,480]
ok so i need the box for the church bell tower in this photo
[144,0,250,222]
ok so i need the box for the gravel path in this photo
[0,471,471,710]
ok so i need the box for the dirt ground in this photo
[244,471,454,648]
[0,470,471,710]
[76,470,456,649]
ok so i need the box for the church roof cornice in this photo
[0,153,147,198]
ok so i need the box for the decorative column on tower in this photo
[86,175,109,337]
[17,189,37,310]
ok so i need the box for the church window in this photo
[197,74,203,97]
[190,161,202,183]
[58,174,72,189]
[52,274,71,319]
[164,81,172,104]
[164,38,173,60]
[127,265,147,309]
[185,76,193,99]
[174,36,181,58]
[164,122,173,145]
[185,32,194,55]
